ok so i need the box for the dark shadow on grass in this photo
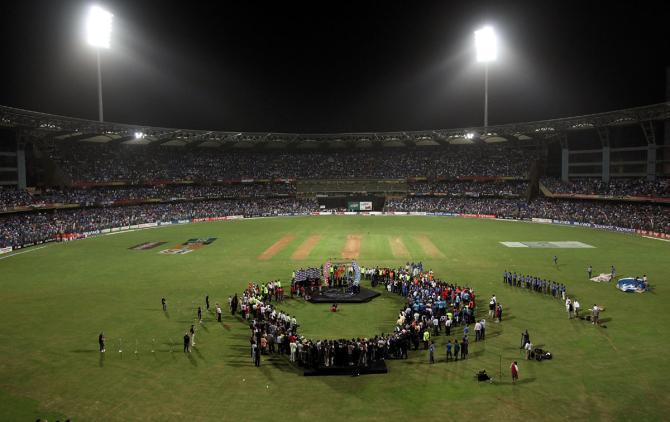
[186,352,198,366]
[516,377,536,384]
[164,311,170,319]
[193,347,206,361]
[468,349,485,358]
[99,353,104,367]
[225,362,253,368]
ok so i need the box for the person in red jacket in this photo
[510,361,519,384]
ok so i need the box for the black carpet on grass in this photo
[307,287,381,303]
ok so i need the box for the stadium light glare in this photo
[474,26,497,63]
[134,131,145,139]
[86,6,113,49]
[85,5,113,122]
[474,25,497,128]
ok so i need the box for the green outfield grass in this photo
[1,216,669,421]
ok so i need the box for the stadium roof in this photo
[1,102,669,149]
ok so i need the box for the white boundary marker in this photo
[643,236,670,242]
[0,245,47,260]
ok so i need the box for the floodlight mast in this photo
[474,26,497,128]
[86,6,113,122]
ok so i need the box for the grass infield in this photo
[0,216,669,421]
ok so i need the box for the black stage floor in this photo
[303,359,388,376]
[307,286,381,303]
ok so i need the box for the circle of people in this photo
[241,263,503,369]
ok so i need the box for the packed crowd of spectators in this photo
[542,177,670,197]
[48,142,539,182]
[3,193,668,249]
[385,197,669,233]
[409,181,528,197]
[0,184,296,211]
[0,198,317,248]
[386,197,528,216]
[0,188,34,210]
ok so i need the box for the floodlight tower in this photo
[474,26,497,128]
[85,5,113,122]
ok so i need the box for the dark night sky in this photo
[1,0,668,133]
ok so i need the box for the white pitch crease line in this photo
[0,245,48,260]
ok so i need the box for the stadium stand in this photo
[0,103,668,249]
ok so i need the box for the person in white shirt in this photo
[574,300,581,318]
[474,321,482,341]
[592,305,600,325]
[289,341,297,362]
[524,341,532,360]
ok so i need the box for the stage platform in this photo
[303,359,388,376]
[308,286,380,303]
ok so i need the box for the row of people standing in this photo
[503,270,567,300]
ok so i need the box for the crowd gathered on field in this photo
[239,263,505,370]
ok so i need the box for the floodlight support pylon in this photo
[484,63,489,128]
[96,49,104,122]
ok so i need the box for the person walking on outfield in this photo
[428,342,435,364]
[190,325,196,346]
[423,330,430,349]
[183,332,190,353]
[511,361,519,384]
[162,297,167,312]
[446,340,453,362]
[587,265,593,279]
[216,304,222,322]
[253,341,261,367]
[592,304,600,325]
[99,332,106,353]
[567,299,574,319]
[231,294,239,315]
[453,339,460,361]
[205,295,210,311]
[553,255,558,266]
[197,306,202,323]
[611,265,616,279]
